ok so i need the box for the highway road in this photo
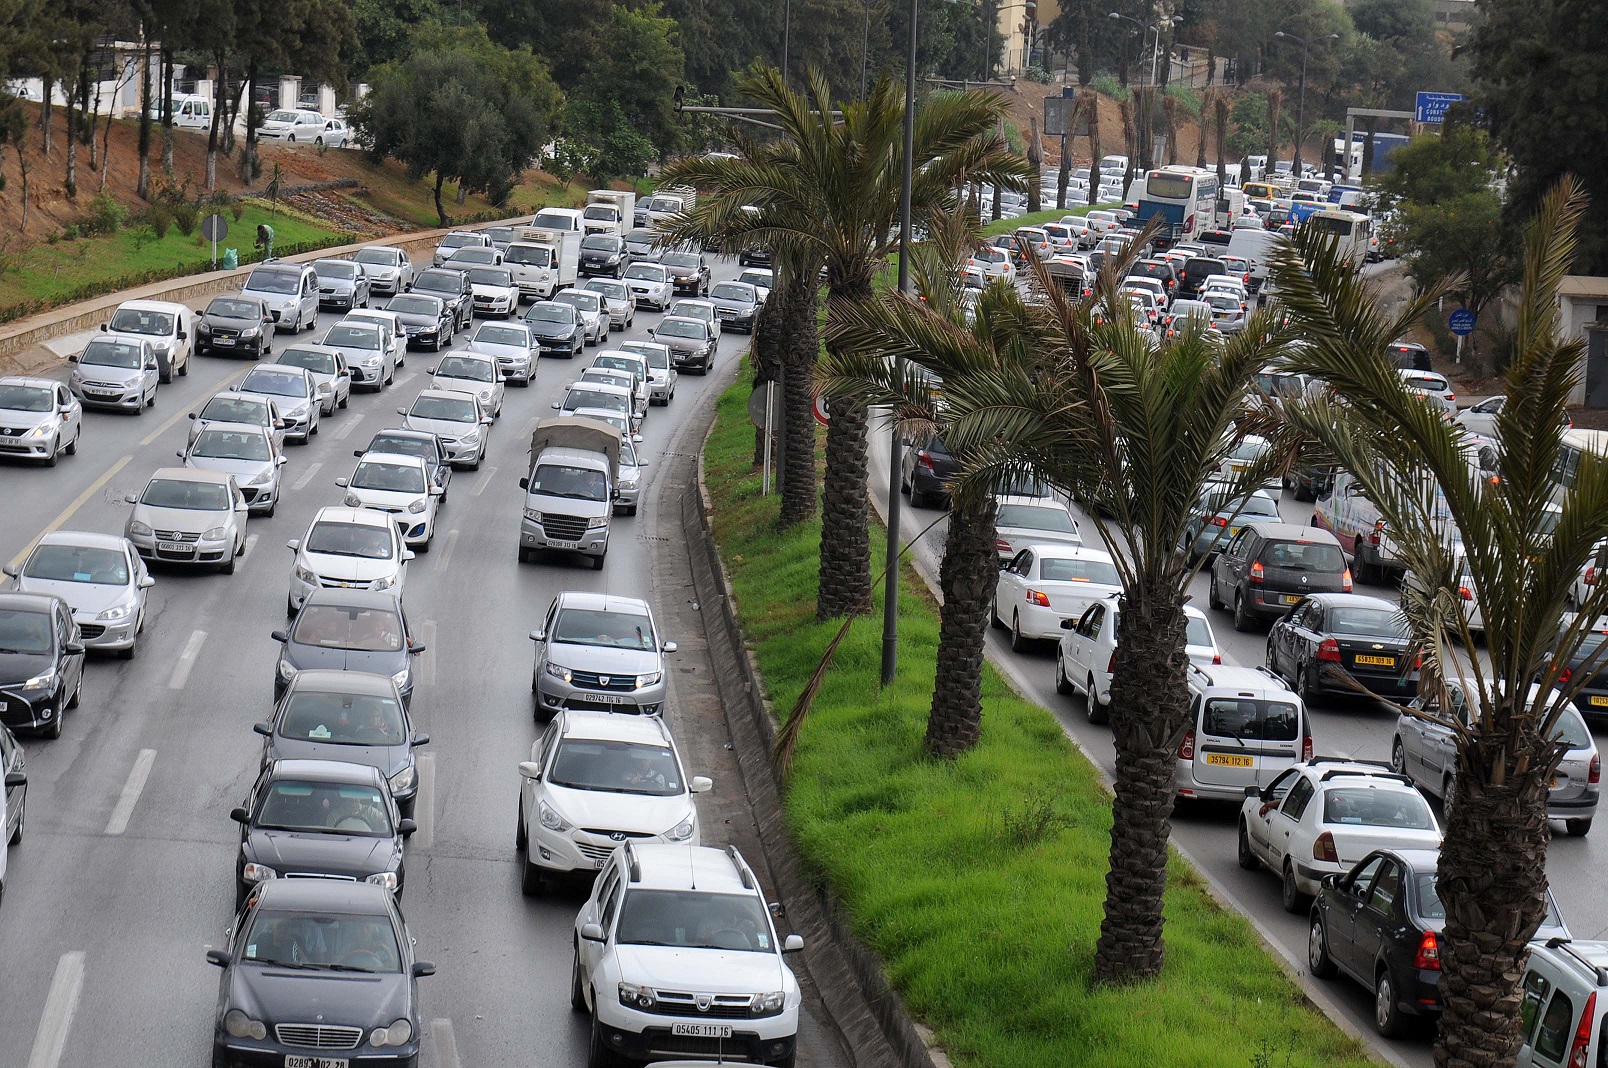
[0,258,850,1068]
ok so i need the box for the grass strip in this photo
[701,366,1379,1068]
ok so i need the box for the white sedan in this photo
[993,545,1122,649]
[336,453,442,549]
[1057,595,1221,722]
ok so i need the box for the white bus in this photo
[1133,166,1220,247]
[1549,430,1608,508]
[1307,209,1373,266]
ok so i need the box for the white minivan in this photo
[1226,227,1280,294]
[1177,663,1312,803]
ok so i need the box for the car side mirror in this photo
[551,401,561,410]
[0,564,14,577]
[660,640,677,653]
[481,417,493,426]
[412,961,436,978]
[402,550,415,562]
[252,721,273,737]
[690,776,712,793]
[145,361,158,370]
[408,641,427,654]
[68,354,78,362]
[412,732,430,747]
[518,477,530,490]
[205,948,232,968]
[99,323,109,332]
[276,456,287,466]
[335,477,349,488]
[139,575,155,588]
[1060,618,1077,630]
[782,934,804,953]
[187,411,197,420]
[286,539,301,551]
[4,770,26,788]
[270,630,289,643]
[65,641,85,655]
[178,331,188,340]
[579,923,606,944]
[1244,786,1260,799]
[518,760,543,781]
[229,806,249,824]
[396,407,407,416]
[124,494,140,504]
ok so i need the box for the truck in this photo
[583,191,636,237]
[643,187,696,231]
[518,418,622,569]
[505,227,580,300]
[1044,257,1088,298]
[531,207,584,234]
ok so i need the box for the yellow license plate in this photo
[1590,696,1608,707]
[1282,594,1302,605]
[1355,654,1396,667]
[1205,753,1254,767]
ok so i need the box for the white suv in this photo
[516,710,710,891]
[572,843,803,1068]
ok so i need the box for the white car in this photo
[1400,369,1457,418]
[581,278,637,330]
[256,108,327,143]
[286,506,413,616]
[274,343,351,415]
[399,389,491,468]
[337,453,442,549]
[430,353,504,419]
[342,309,407,370]
[0,376,81,465]
[241,263,319,334]
[466,265,520,319]
[351,246,415,296]
[1057,595,1221,721]
[552,289,609,344]
[591,351,651,417]
[180,424,287,517]
[623,262,674,311]
[993,495,1082,563]
[433,230,491,267]
[968,246,1017,284]
[1239,759,1441,912]
[737,267,773,303]
[1213,432,1283,492]
[5,531,153,656]
[101,299,192,382]
[1200,275,1249,303]
[320,320,393,392]
[316,116,351,148]
[1203,291,1248,335]
[515,710,711,888]
[993,545,1122,649]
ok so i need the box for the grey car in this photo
[581,278,636,330]
[272,589,425,706]
[648,315,716,374]
[274,343,351,415]
[312,258,371,312]
[385,293,454,352]
[615,438,645,515]
[529,591,675,716]
[523,302,585,358]
[69,338,159,413]
[188,391,286,451]
[357,429,452,501]
[124,467,249,573]
[181,425,287,516]
[579,233,631,278]
[623,228,656,258]
[707,280,762,333]
[410,268,473,332]
[5,531,152,656]
[620,341,676,405]
[464,321,536,386]
[236,363,320,443]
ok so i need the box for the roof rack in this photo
[726,845,755,891]
[1545,938,1608,986]
[1318,768,1412,786]
[623,840,641,883]
[1306,756,1393,770]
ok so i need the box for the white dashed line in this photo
[103,749,157,835]
[291,461,323,491]
[419,621,436,687]
[429,1018,461,1068]
[433,530,458,573]
[472,466,498,496]
[330,414,364,442]
[168,629,208,690]
[25,951,85,1068]
[240,534,259,562]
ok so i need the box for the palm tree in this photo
[1272,182,1608,1067]
[661,66,1028,621]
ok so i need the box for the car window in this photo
[243,909,401,972]
[323,325,381,348]
[277,348,337,374]
[25,544,130,584]
[241,369,307,398]
[108,308,174,336]
[141,478,230,510]
[435,357,494,383]
[616,889,773,952]
[1365,859,1402,912]
[354,248,400,266]
[0,607,55,654]
[278,691,406,745]
[1533,990,1575,1063]
[1040,556,1120,584]
[1262,768,1300,804]
[526,305,574,323]
[1346,855,1385,896]
[1078,604,1104,638]
[548,739,682,796]
[292,604,405,652]
[245,269,300,295]
[553,608,655,649]
[598,867,624,930]
[1261,540,1345,571]
[305,521,395,559]
[1520,972,1552,1043]
[412,395,477,422]
[352,460,428,494]
[0,383,53,412]
[1324,787,1435,829]
[1327,607,1409,637]
[996,504,1077,533]
[258,780,392,836]
[193,429,272,462]
[1280,776,1315,819]
[80,340,145,368]
[368,435,436,463]
[1202,698,1300,742]
[474,325,529,347]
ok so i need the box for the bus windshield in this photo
[1146,173,1195,199]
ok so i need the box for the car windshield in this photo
[368,435,436,463]
[997,503,1076,533]
[553,607,656,649]
[411,395,476,422]
[530,463,609,501]
[246,270,299,295]
[352,460,427,494]
[1202,698,1300,741]
[583,205,617,220]
[323,325,380,349]
[1327,607,1409,638]
[292,604,405,652]
[564,388,626,413]
[256,780,393,837]
[0,384,52,412]
[201,398,267,424]
[1263,540,1345,572]
[504,245,551,266]
[656,320,703,340]
[474,325,528,347]
[80,341,144,368]
[616,889,774,952]
[1322,788,1435,829]
[594,357,639,379]
[0,608,53,654]
[25,544,129,584]
[414,272,459,292]
[1039,556,1120,584]
[266,110,299,123]
[388,296,438,316]
[354,249,398,266]
[633,347,669,370]
[626,229,653,245]
[242,370,307,398]
[624,264,665,281]
[435,357,493,383]
[141,478,230,510]
[527,305,572,323]
[587,281,627,299]
[193,429,271,461]
[468,268,513,287]
[711,284,753,302]
[209,298,262,321]
[581,235,618,251]
[278,348,337,375]
[451,249,497,265]
[439,234,477,250]
[243,910,401,972]
[305,522,394,559]
[663,253,700,270]
[279,690,406,745]
[740,272,772,287]
[1255,372,1306,398]
[1551,707,1592,750]
[556,291,598,310]
[316,261,359,280]
[108,308,174,335]
[548,739,682,797]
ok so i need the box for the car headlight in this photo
[388,765,416,794]
[277,659,297,681]
[22,670,56,689]
[545,662,572,684]
[751,991,787,1016]
[197,323,212,335]
[240,327,260,339]
[97,602,135,621]
[365,871,400,892]
[478,389,492,403]
[407,498,428,514]
[664,814,695,842]
[619,981,656,1011]
[371,574,397,591]
[128,520,153,538]
[250,470,274,486]
[344,493,363,507]
[285,405,308,420]
[241,862,277,884]
[618,479,637,491]
[523,508,543,523]
[391,668,410,688]
[635,671,662,689]
[586,516,608,529]
[363,354,383,367]
[293,564,318,584]
[370,1019,412,1047]
[223,1009,268,1040]
[25,424,50,438]
[538,798,570,832]
[202,526,229,541]
[460,429,480,444]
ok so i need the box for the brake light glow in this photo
[1414,929,1441,971]
[1568,992,1595,1068]
[1250,561,1265,583]
[1312,832,1339,863]
[1026,589,1052,607]
[1106,652,1118,674]
[1458,585,1473,601]
[1316,638,1342,662]
[1178,729,1196,760]
[916,450,935,471]
[1587,566,1598,586]
[1342,568,1353,593]
[1559,667,1573,686]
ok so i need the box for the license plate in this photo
[214,337,235,346]
[157,541,194,554]
[671,1023,734,1039]
[1204,753,1254,767]
[547,539,577,549]
[0,437,16,446]
[1354,654,1396,667]
[285,1058,348,1068]
[1590,696,1608,707]
[87,389,120,397]
[586,693,632,704]
[1281,594,1301,605]
[593,856,608,869]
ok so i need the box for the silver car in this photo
[430,353,504,419]
[69,337,159,412]
[180,424,287,516]
[0,377,81,465]
[620,341,676,405]
[320,321,393,392]
[552,289,609,345]
[124,467,250,573]
[464,322,536,387]
[992,494,1083,563]
[274,343,351,415]
[352,246,414,296]
[5,531,153,656]
[581,278,636,330]
[399,389,491,468]
[529,591,675,715]
[235,363,320,444]
[189,391,286,451]
[614,438,645,515]
[312,258,370,313]
[623,262,673,311]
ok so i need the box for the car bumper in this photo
[496,357,533,381]
[670,350,709,369]
[350,363,387,386]
[579,262,622,277]
[626,287,666,308]
[593,1008,796,1066]
[909,466,952,499]
[368,277,402,295]
[281,414,312,440]
[73,384,144,409]
[534,674,663,716]
[1308,664,1419,698]
[473,298,514,317]
[1174,767,1262,802]
[0,431,60,457]
[212,1034,419,1068]
[650,382,672,401]
[198,335,269,357]
[440,439,484,465]
[0,687,61,731]
[717,311,756,331]
[402,329,441,350]
[1245,588,1308,617]
[535,338,578,356]
[1546,791,1599,820]
[520,518,608,557]
[319,292,359,310]
[604,307,632,327]
[1011,602,1066,640]
[129,532,234,565]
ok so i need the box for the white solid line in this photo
[26,951,86,1068]
[103,749,157,836]
[7,456,132,570]
[395,371,417,389]
[168,629,208,690]
[433,529,458,573]
[472,466,498,496]
[415,754,436,850]
[419,621,436,687]
[429,1018,461,1068]
[330,413,364,442]
[241,533,259,562]
[520,416,538,439]
[291,461,323,491]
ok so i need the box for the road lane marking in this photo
[241,534,258,561]
[291,461,323,491]
[331,413,364,441]
[472,466,497,496]
[26,951,85,1068]
[396,371,417,389]
[419,621,436,687]
[433,529,458,572]
[521,416,538,438]
[139,394,213,447]
[415,754,436,849]
[7,455,132,570]
[429,1018,461,1068]
[103,749,157,835]
[168,629,208,690]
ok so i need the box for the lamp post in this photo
[781,0,793,84]
[1272,29,1338,177]
[1106,12,1180,87]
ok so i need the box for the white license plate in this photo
[0,437,16,446]
[157,541,194,553]
[587,693,632,704]
[593,856,608,869]
[285,1058,348,1068]
[214,337,235,346]
[671,1023,734,1039]
[87,389,120,397]
[547,539,578,549]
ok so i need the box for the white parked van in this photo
[1225,227,1281,294]
[1178,663,1312,802]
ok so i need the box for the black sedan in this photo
[2,723,24,847]
[195,296,275,359]
[273,590,425,706]
[355,430,451,502]
[522,302,584,358]
[1309,847,1568,1037]
[410,268,473,332]
[661,250,711,296]
[1266,593,1418,703]
[0,592,85,739]
[207,880,434,1067]
[578,233,630,278]
[255,670,429,818]
[231,758,413,907]
[384,293,453,352]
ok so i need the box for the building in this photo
[1558,276,1608,407]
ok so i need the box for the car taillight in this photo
[916,450,935,471]
[1414,929,1441,971]
[1316,638,1342,663]
[1178,729,1195,760]
[1312,832,1339,863]
[1568,992,1596,1068]
[1413,653,1423,670]
[1558,667,1573,686]
[1301,734,1314,761]
[1026,589,1052,608]
[995,539,1012,554]
[1210,515,1229,527]
[1250,561,1265,583]
[1586,566,1598,586]
[1342,568,1353,593]
[1369,521,1383,546]
[1458,585,1473,601]
[1591,754,1601,786]
[1447,393,1456,402]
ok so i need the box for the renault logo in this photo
[696,994,713,1012]
[1299,575,1308,584]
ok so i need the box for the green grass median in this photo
[702,367,1379,1068]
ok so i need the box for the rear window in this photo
[1185,616,1214,648]
[1201,698,1300,741]
[1184,258,1227,277]
[1040,557,1120,584]
[1321,787,1434,829]
[1260,539,1345,572]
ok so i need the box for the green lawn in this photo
[702,367,1380,1068]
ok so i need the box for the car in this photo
[378,293,450,352]
[444,245,504,270]
[315,115,351,147]
[124,467,249,573]
[525,301,586,358]
[1,722,24,872]
[615,438,645,515]
[1550,622,1608,727]
[1121,274,1170,311]
[0,377,80,465]
[69,337,159,412]
[465,265,520,319]
[578,368,643,420]
[1208,522,1352,631]
[1163,298,1214,336]
[553,289,610,345]
[579,233,631,278]
[433,230,490,267]
[1057,596,1220,720]
[660,249,711,295]
[572,843,803,1068]
[707,281,762,333]
[205,880,434,1065]
[235,363,321,443]
[5,532,149,658]
[1400,368,1457,418]
[967,245,1017,283]
[484,225,516,251]
[1179,484,1283,563]
[737,267,773,303]
[1310,848,1569,1037]
[1395,677,1598,835]
[274,343,351,415]
[409,267,473,331]
[992,544,1121,649]
[194,295,276,359]
[429,352,503,417]
[255,107,326,141]
[1177,662,1313,802]
[1385,339,1432,372]
[529,592,675,717]
[337,452,443,550]
[100,299,191,381]
[1239,759,1440,912]
[623,262,674,310]
[231,759,415,906]
[272,589,426,706]
[992,495,1082,563]
[583,278,637,330]
[0,591,85,737]
[554,382,635,432]
[617,342,673,406]
[188,391,286,451]
[355,429,452,502]
[255,669,428,817]
[667,298,718,333]
[320,320,394,391]
[649,315,717,374]
[516,709,710,890]
[312,258,371,312]
[180,424,287,517]
[1202,291,1248,334]
[1265,593,1418,704]
[1200,274,1249,304]
[343,309,408,370]
[286,507,414,616]
[241,263,320,334]
[899,434,958,508]
[399,389,491,468]
[591,352,651,417]
[352,246,415,296]
[1509,937,1608,1066]
[623,227,656,258]
[462,321,535,386]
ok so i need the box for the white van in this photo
[1177,663,1312,803]
[167,93,213,130]
[1513,939,1608,1068]
[530,207,584,234]
[1099,154,1129,175]
[1225,227,1280,294]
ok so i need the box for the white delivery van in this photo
[1225,227,1280,294]
[506,228,581,300]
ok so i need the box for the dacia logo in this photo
[599,676,611,686]
[696,994,713,1012]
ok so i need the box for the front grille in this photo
[153,530,199,542]
[241,487,259,503]
[78,624,106,639]
[211,329,239,339]
[576,840,620,862]
[648,1034,756,1059]
[569,670,637,692]
[274,1023,364,1050]
[653,992,758,1019]
[541,513,588,540]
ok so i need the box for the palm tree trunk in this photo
[205,59,226,192]
[924,495,997,757]
[160,47,174,176]
[1093,591,1191,984]
[779,275,820,528]
[39,84,51,156]
[1026,118,1041,213]
[1086,98,1101,207]
[1195,90,1210,169]
[137,36,153,199]
[64,70,78,200]
[817,399,871,619]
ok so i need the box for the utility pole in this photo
[1272,29,1338,176]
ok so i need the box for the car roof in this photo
[1300,593,1398,612]
[369,428,438,444]
[628,844,756,895]
[0,591,60,613]
[562,709,673,745]
[279,343,342,357]
[147,465,231,486]
[311,505,395,527]
[1190,663,1292,694]
[416,387,477,402]
[0,375,60,389]
[356,451,428,469]
[1244,521,1340,544]
[301,587,403,611]
[36,529,130,552]
[285,668,398,697]
[555,590,653,615]
[248,263,307,278]
[1293,758,1415,785]
[267,758,389,788]
[568,381,629,397]
[254,877,396,914]
[330,319,382,334]
[117,299,186,313]
[660,316,706,329]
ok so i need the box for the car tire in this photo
[1208,576,1225,611]
[1233,592,1254,632]
[1308,917,1338,979]
[515,799,528,850]
[990,596,1006,630]
[338,392,350,410]
[1010,612,1031,654]
[588,1012,620,1068]
[1298,663,1322,707]
[314,136,324,147]
[68,676,82,709]
[1237,822,1259,870]
[518,546,532,564]
[66,429,79,455]
[1055,658,1073,695]
[1281,860,1306,914]
[1374,969,1407,1038]
[309,416,319,437]
[570,944,587,1012]
[1390,738,1407,775]
[1566,819,1593,837]
[287,595,299,618]
[1085,676,1109,724]
[520,856,544,896]
[8,795,22,845]
[44,704,64,739]
[1352,549,1374,586]
[591,552,606,571]
[221,552,236,575]
[1443,772,1457,814]
[44,434,59,467]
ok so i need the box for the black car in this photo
[900,435,959,508]
[231,758,413,907]
[311,259,371,312]
[1386,340,1433,372]
[207,880,434,1066]
[0,593,85,739]
[578,234,630,278]
[2,723,25,848]
[649,316,716,373]
[384,293,453,352]
[1209,521,1351,631]
[356,430,451,500]
[1309,847,1569,1037]
[410,268,473,332]
[272,590,425,706]
[1176,256,1229,300]
[661,250,711,296]
[1126,258,1179,297]
[255,670,428,817]
[1266,593,1418,703]
[195,296,275,359]
[522,302,584,358]
[737,241,773,267]
[1549,625,1608,726]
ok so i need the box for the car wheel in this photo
[1352,549,1374,586]
[1298,663,1322,707]
[1237,821,1259,870]
[1308,917,1338,978]
[287,134,296,143]
[570,943,588,1012]
[338,392,349,410]
[1567,818,1593,837]
[66,429,79,455]
[990,596,1006,630]
[44,434,59,467]
[44,704,64,739]
[1233,592,1254,632]
[264,499,276,519]
[1281,860,1307,913]
[520,855,544,896]
[1084,676,1109,723]
[314,136,324,147]
[309,416,319,437]
[1374,969,1407,1038]
[414,536,430,554]
[1443,772,1457,814]
[386,368,395,386]
[1208,575,1225,611]
[591,552,606,571]
[1055,657,1073,695]
[221,551,237,575]
[588,1011,621,1068]
[1010,612,1031,654]
[515,798,528,850]
[8,794,22,845]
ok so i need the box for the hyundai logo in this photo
[609,831,627,841]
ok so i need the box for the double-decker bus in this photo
[1133,166,1220,247]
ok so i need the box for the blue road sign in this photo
[1416,92,1466,124]
[1448,309,1476,336]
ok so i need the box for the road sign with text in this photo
[1415,92,1466,124]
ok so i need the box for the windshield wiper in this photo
[251,958,321,970]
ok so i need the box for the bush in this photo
[1023,65,1056,85]
[148,206,172,239]
[87,193,127,236]
[1165,84,1203,120]
[1091,73,1129,101]
[61,224,81,241]
[172,199,199,237]
[229,200,246,222]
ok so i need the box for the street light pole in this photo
[861,0,872,97]
[1272,29,1338,176]
[782,0,793,84]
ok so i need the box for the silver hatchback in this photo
[529,592,675,716]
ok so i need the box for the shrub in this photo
[87,193,127,236]
[61,224,81,241]
[148,206,172,240]
[229,200,246,222]
[1091,73,1129,101]
[1165,84,1203,120]
[172,199,199,236]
